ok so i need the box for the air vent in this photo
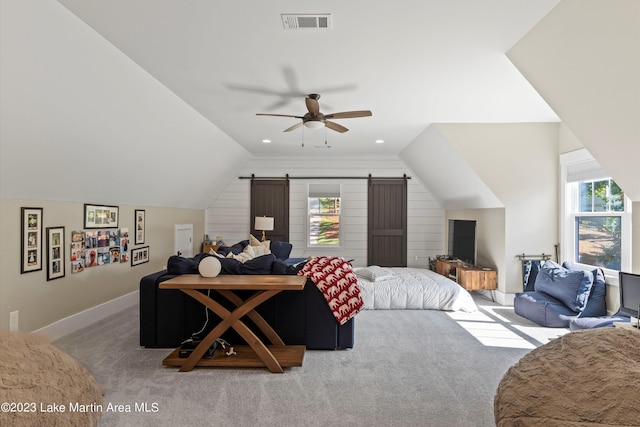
[281,14,332,30]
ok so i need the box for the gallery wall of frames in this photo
[21,203,149,281]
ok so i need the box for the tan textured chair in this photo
[495,328,640,426]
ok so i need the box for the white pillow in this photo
[249,234,271,254]
[355,266,395,282]
[198,257,221,277]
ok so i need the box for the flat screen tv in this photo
[619,271,640,321]
[448,219,476,266]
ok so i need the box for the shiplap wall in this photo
[205,157,444,267]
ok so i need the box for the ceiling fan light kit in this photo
[256,93,372,134]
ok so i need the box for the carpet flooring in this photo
[54,294,568,427]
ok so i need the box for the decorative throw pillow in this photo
[355,266,395,282]
[523,260,543,292]
[249,234,271,253]
[562,262,607,317]
[270,241,293,260]
[534,261,594,313]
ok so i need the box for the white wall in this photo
[205,157,444,267]
[508,0,640,201]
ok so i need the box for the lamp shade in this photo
[254,216,274,231]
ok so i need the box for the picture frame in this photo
[46,226,65,281]
[131,246,149,266]
[135,209,145,244]
[21,207,43,273]
[84,203,119,229]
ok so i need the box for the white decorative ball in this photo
[198,256,222,277]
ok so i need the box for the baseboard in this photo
[34,290,139,340]
[493,290,515,306]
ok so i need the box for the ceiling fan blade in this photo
[256,113,304,118]
[283,122,304,132]
[325,110,372,119]
[325,121,349,133]
[305,97,320,116]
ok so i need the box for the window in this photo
[574,179,623,270]
[561,149,631,276]
[308,184,341,246]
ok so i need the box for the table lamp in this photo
[254,216,274,241]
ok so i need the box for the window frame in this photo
[560,149,631,284]
[307,183,342,248]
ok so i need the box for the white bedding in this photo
[355,267,478,312]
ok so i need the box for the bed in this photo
[354,266,478,312]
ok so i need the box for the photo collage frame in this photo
[71,228,130,274]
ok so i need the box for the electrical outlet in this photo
[9,311,18,332]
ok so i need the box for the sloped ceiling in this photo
[0,0,250,209]
[507,0,640,201]
[400,125,503,210]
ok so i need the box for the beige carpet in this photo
[494,328,640,426]
[0,332,103,427]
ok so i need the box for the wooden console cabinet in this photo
[436,259,497,291]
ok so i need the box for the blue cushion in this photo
[193,253,276,275]
[167,256,198,274]
[562,262,607,317]
[569,312,630,330]
[534,261,594,313]
[270,241,293,260]
[514,291,578,327]
[523,260,542,292]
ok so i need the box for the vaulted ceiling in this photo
[55,0,560,156]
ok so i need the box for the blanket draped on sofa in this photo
[298,256,364,325]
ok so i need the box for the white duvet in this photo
[355,267,478,312]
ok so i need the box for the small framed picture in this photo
[46,226,65,281]
[21,207,43,273]
[135,209,145,245]
[131,246,149,266]
[84,203,119,229]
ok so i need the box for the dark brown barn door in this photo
[368,177,407,266]
[250,178,289,242]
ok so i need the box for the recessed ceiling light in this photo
[262,139,272,144]
[375,139,384,144]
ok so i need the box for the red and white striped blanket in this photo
[298,256,364,325]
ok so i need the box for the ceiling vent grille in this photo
[281,14,332,30]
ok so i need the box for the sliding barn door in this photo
[250,178,289,242]
[368,177,407,266]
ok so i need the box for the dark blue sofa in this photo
[514,261,608,328]
[139,241,354,350]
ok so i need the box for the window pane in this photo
[318,197,340,214]
[309,214,340,245]
[574,216,621,270]
[578,179,624,213]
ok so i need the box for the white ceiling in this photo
[56,0,560,157]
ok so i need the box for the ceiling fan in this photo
[256,93,372,133]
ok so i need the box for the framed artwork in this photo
[84,204,119,229]
[21,207,43,273]
[46,226,65,281]
[131,246,149,266]
[135,209,145,244]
